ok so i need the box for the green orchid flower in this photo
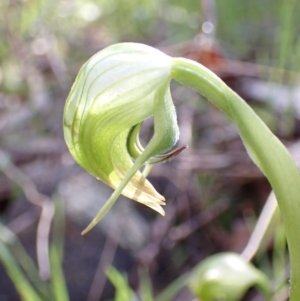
[63,43,183,234]
[63,42,300,300]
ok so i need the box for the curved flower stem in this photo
[172,57,300,299]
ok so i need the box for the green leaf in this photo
[0,223,51,299]
[50,196,69,301]
[49,245,69,301]
[155,273,188,301]
[0,240,42,301]
[105,266,137,301]
[138,268,154,301]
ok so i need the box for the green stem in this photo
[142,164,153,177]
[172,57,300,299]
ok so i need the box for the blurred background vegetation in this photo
[0,0,300,300]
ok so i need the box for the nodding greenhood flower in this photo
[64,43,185,234]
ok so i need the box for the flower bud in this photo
[189,253,269,301]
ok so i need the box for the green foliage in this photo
[0,198,69,301]
[106,266,136,301]
[0,239,43,301]
[106,266,188,301]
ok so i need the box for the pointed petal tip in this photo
[151,204,165,216]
